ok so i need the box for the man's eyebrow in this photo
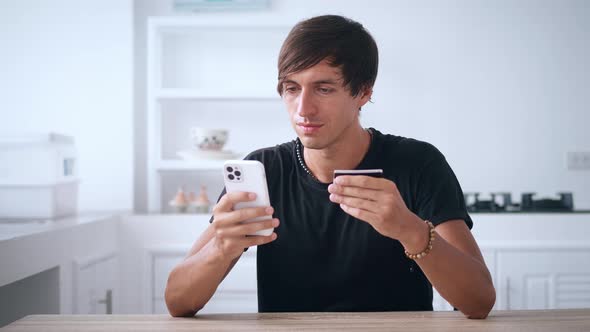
[282,79,340,85]
[313,79,339,85]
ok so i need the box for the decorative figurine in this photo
[169,187,188,213]
[190,185,211,214]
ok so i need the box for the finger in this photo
[333,175,385,190]
[228,206,274,224]
[215,206,273,226]
[330,194,379,212]
[217,218,279,237]
[328,184,380,201]
[238,232,278,248]
[339,203,380,224]
[213,191,257,213]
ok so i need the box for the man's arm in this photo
[164,224,238,317]
[164,192,278,317]
[401,217,495,318]
[328,176,495,318]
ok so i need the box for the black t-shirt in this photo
[215,128,472,312]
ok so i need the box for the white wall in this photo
[0,0,134,212]
[134,0,590,210]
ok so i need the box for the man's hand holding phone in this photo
[210,192,279,262]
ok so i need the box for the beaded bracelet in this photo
[404,220,435,260]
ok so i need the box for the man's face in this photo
[281,60,371,150]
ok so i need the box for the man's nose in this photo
[296,90,317,117]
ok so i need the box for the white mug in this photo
[190,127,228,151]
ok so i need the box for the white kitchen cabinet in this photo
[496,248,590,310]
[146,17,292,213]
[201,249,258,314]
[119,213,590,314]
[73,253,118,314]
[147,246,257,314]
[432,246,590,312]
[0,213,120,321]
[203,291,258,314]
[146,242,496,313]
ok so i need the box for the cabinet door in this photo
[200,250,257,313]
[150,248,258,314]
[498,249,590,310]
[74,263,96,314]
[74,255,118,314]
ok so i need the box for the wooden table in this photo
[2,309,590,331]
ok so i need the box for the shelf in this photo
[155,88,280,100]
[146,17,291,212]
[149,17,293,30]
[156,160,227,171]
[147,213,212,218]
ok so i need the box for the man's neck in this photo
[303,126,372,183]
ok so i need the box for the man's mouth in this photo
[297,123,324,134]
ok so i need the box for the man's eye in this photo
[318,87,332,94]
[284,86,297,93]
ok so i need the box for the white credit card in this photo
[333,169,383,178]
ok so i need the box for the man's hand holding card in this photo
[328,169,424,242]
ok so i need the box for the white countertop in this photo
[0,212,124,287]
[0,212,128,242]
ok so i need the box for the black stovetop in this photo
[464,192,578,213]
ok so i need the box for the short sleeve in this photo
[415,154,473,229]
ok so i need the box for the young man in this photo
[165,15,495,318]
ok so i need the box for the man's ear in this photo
[358,87,373,109]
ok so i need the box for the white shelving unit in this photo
[146,17,292,213]
[156,159,227,171]
[154,88,278,100]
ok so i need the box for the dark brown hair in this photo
[277,15,379,97]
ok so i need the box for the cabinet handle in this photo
[97,289,113,314]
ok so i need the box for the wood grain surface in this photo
[3,309,590,331]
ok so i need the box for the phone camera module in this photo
[225,164,243,183]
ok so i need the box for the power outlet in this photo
[566,151,590,170]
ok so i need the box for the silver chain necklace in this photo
[294,129,373,181]
[295,138,318,180]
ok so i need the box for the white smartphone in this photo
[222,160,274,236]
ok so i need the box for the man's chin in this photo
[298,136,326,150]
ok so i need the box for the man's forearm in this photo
[401,219,495,318]
[418,236,495,318]
[165,240,234,317]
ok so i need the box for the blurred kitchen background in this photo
[0,0,589,327]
